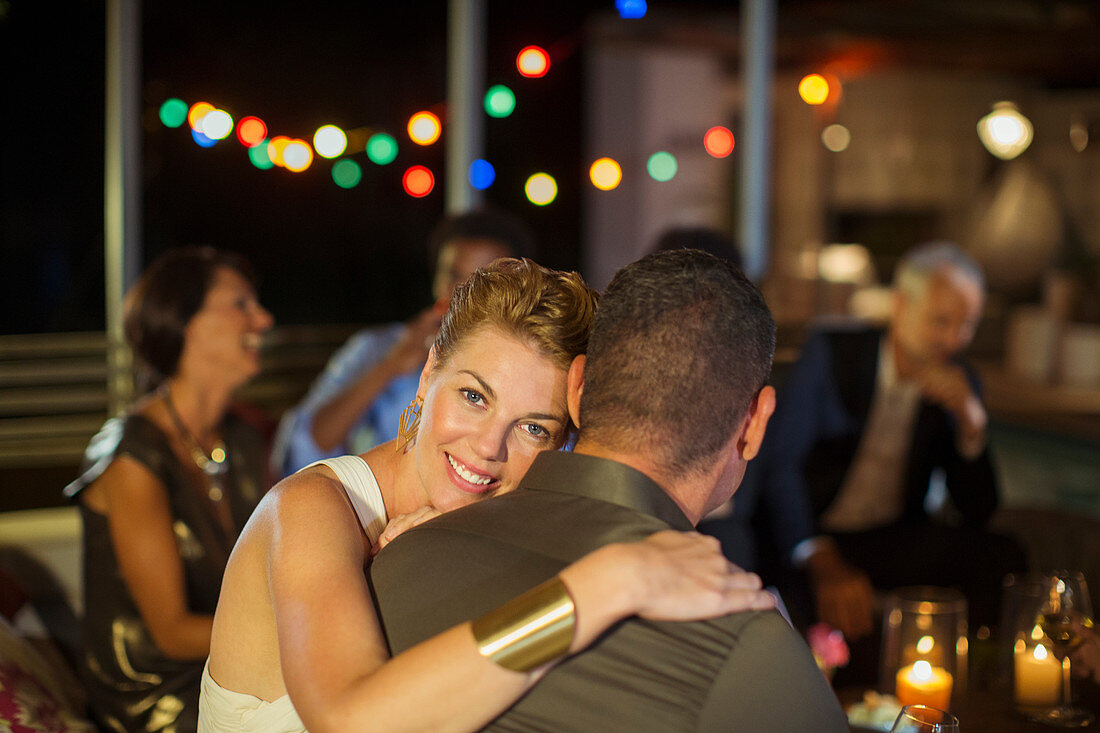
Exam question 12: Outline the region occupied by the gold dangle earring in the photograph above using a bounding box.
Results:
[397,396,423,453]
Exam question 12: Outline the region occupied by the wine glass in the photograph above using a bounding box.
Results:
[1033,570,1095,728]
[890,704,959,732]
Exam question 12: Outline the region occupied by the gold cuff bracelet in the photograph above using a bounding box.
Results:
[471,575,576,673]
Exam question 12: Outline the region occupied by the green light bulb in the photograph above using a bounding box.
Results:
[366,133,398,165]
[159,98,189,128]
[248,141,274,170]
[646,151,678,182]
[332,159,363,189]
[484,85,516,119]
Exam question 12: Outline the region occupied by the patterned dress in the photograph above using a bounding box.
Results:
[64,412,265,732]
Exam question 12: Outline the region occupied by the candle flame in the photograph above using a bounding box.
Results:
[1031,624,1044,641]
[911,660,933,682]
[1034,644,1049,661]
[916,635,934,654]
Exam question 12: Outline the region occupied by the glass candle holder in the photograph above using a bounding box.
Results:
[1006,570,1095,726]
[880,587,968,712]
[1001,571,1051,704]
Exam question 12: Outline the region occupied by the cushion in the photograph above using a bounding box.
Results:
[0,616,94,732]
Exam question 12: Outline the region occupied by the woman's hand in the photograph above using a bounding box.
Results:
[371,507,442,556]
[558,530,774,654]
[622,530,775,621]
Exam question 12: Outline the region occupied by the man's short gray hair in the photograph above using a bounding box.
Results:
[894,241,985,299]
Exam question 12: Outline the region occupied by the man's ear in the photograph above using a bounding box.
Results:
[566,355,586,428]
[739,385,776,461]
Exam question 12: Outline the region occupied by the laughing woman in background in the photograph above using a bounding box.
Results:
[65,247,274,732]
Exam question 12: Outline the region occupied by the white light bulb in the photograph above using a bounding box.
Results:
[977,101,1033,160]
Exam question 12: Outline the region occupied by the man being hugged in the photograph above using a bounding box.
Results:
[370,249,847,732]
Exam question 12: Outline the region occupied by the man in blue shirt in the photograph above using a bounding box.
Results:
[272,209,533,477]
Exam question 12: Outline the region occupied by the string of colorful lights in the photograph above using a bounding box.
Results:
[157,2,846,206]
[160,74,736,205]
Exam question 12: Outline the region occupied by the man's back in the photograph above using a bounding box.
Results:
[370,452,847,732]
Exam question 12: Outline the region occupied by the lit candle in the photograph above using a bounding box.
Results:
[896,660,953,711]
[1014,641,1061,709]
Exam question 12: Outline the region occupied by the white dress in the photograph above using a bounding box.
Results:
[198,456,387,733]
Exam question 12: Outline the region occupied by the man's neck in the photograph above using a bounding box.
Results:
[571,439,704,526]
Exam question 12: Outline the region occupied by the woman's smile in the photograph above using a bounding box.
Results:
[445,452,499,493]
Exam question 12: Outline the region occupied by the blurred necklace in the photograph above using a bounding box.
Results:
[162,386,229,502]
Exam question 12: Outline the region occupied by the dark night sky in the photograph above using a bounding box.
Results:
[6,1,1098,334]
[0,0,600,334]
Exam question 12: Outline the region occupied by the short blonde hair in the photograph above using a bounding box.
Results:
[433,258,598,375]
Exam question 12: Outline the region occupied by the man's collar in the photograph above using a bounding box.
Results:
[521,451,695,532]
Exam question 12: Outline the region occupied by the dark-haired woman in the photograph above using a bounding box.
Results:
[65,247,274,732]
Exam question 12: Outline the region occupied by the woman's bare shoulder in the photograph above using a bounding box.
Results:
[255,465,364,542]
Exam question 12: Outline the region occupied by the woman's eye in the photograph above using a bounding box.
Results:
[521,423,550,439]
[461,389,485,406]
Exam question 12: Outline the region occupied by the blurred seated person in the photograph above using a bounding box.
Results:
[651,225,742,269]
[64,247,274,731]
[272,208,533,477]
[753,242,1024,641]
